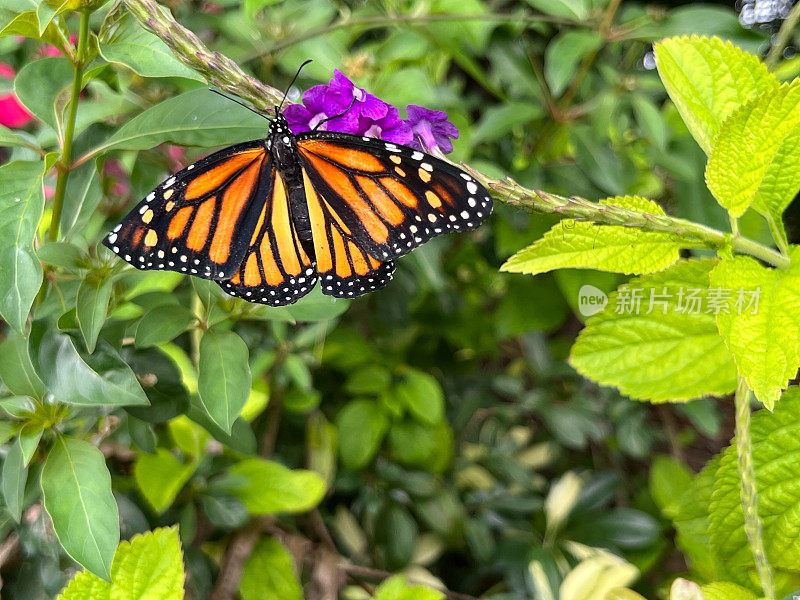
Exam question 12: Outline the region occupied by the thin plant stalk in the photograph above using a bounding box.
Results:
[49,9,90,242]
[766,1,800,69]
[734,378,774,599]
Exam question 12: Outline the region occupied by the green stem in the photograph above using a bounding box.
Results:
[734,378,774,599]
[766,1,800,69]
[48,9,90,243]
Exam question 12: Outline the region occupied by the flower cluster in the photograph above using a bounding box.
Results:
[284,70,459,154]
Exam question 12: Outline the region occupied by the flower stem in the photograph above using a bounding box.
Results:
[48,9,90,243]
[734,378,774,599]
[766,0,800,69]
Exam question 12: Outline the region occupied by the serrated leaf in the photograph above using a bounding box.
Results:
[42,436,119,581]
[133,448,196,514]
[502,197,686,276]
[56,527,184,600]
[95,88,265,154]
[240,538,302,600]
[709,250,800,409]
[706,82,800,239]
[570,259,738,402]
[654,36,778,154]
[98,11,203,81]
[709,388,800,572]
[197,328,251,432]
[0,161,45,334]
[229,458,326,515]
[76,273,113,354]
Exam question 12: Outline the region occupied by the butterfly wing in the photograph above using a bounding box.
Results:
[295,133,492,262]
[217,169,317,305]
[301,167,395,298]
[103,140,270,280]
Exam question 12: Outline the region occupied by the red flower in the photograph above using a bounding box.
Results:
[0,63,33,128]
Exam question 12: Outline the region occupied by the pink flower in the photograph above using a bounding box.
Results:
[0,63,33,128]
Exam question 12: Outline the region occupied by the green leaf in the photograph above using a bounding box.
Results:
[523,0,589,20]
[96,88,265,154]
[134,305,195,348]
[336,399,389,470]
[2,437,27,521]
[373,575,445,600]
[255,286,350,322]
[709,249,800,409]
[229,458,326,515]
[0,161,45,333]
[706,82,800,236]
[34,329,149,406]
[701,583,757,600]
[0,9,61,48]
[37,241,84,270]
[502,197,686,276]
[0,123,36,149]
[0,329,46,398]
[570,259,738,402]
[239,538,303,600]
[14,56,73,132]
[60,161,102,241]
[56,526,184,600]
[649,455,693,519]
[42,436,119,581]
[545,30,602,97]
[76,273,113,354]
[394,369,444,426]
[133,448,196,514]
[197,328,251,432]
[631,94,669,150]
[18,422,42,465]
[98,11,203,81]
[654,35,778,154]
[709,388,800,572]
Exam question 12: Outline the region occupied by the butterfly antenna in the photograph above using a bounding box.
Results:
[312,96,357,131]
[209,89,271,120]
[277,59,312,113]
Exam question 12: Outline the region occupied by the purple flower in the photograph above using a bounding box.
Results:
[284,82,359,134]
[406,105,459,154]
[357,105,413,145]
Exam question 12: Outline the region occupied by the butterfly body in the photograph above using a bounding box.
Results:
[104,114,492,306]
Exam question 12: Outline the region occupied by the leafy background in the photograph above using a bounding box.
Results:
[1,0,799,599]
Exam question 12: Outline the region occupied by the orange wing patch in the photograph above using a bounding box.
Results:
[184,149,263,200]
[300,139,385,172]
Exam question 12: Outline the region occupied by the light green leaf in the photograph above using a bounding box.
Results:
[96,87,265,154]
[523,0,589,20]
[0,9,61,46]
[13,56,73,132]
[706,82,800,238]
[229,458,326,515]
[197,328,251,432]
[18,422,41,465]
[631,94,669,150]
[394,369,444,426]
[701,582,757,600]
[76,273,113,354]
[654,35,778,154]
[0,161,45,334]
[98,11,203,81]
[648,454,693,519]
[133,448,196,514]
[373,575,445,600]
[709,249,800,409]
[502,197,686,276]
[42,436,119,581]
[0,329,46,398]
[336,399,389,470]
[570,259,738,402]
[34,329,149,406]
[545,30,602,97]
[2,437,27,521]
[56,527,184,600]
[0,124,36,149]
[709,388,800,572]
[240,538,303,600]
[134,305,195,348]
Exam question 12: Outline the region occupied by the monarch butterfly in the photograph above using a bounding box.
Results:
[103,93,492,306]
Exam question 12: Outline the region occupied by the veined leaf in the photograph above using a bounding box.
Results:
[240,538,303,600]
[13,56,73,132]
[502,196,686,276]
[96,87,265,154]
[654,36,778,154]
[0,161,45,334]
[197,328,251,432]
[709,388,800,572]
[56,526,184,600]
[229,458,326,515]
[42,436,119,581]
[706,82,800,240]
[60,161,102,241]
[701,583,757,600]
[709,249,800,409]
[133,448,196,514]
[570,259,738,402]
[76,273,113,354]
[0,329,46,398]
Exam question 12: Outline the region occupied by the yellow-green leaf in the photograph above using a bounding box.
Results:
[133,448,196,514]
[229,458,326,515]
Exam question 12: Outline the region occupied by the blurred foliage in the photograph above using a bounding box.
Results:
[2,0,800,599]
